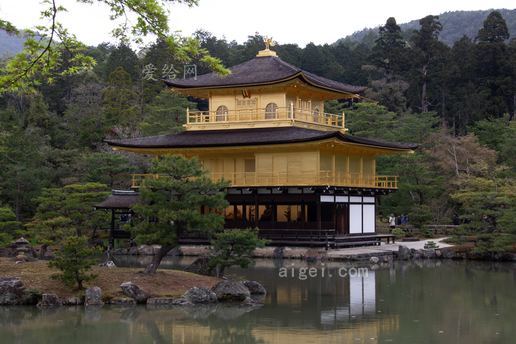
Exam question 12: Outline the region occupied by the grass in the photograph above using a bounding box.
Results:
[0,258,219,299]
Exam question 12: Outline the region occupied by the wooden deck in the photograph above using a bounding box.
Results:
[178,229,395,248]
[112,227,395,248]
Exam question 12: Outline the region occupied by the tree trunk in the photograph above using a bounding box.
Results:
[144,245,174,274]
[421,65,428,112]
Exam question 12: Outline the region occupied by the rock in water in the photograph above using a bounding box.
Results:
[183,287,217,304]
[398,245,411,260]
[85,286,103,306]
[211,280,250,302]
[37,293,62,308]
[242,280,266,295]
[0,277,26,305]
[120,281,150,303]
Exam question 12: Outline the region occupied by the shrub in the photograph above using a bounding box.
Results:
[49,236,100,289]
[209,229,267,277]
[391,228,405,239]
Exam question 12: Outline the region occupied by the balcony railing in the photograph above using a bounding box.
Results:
[186,107,346,129]
[131,172,397,189]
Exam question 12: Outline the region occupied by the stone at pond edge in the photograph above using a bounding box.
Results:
[397,246,411,260]
[109,297,136,306]
[242,280,266,295]
[147,297,191,307]
[211,280,250,302]
[120,281,150,303]
[369,256,380,264]
[0,277,26,305]
[85,286,103,306]
[183,287,217,304]
[62,296,82,306]
[37,293,62,308]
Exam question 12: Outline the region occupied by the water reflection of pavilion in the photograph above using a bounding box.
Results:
[319,271,377,326]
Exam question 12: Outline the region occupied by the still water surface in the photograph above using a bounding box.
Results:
[0,257,514,344]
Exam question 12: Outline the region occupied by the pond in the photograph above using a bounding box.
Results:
[0,257,514,344]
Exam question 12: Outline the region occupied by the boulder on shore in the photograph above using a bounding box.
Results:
[242,280,266,295]
[397,245,411,260]
[37,293,61,308]
[120,281,150,303]
[211,280,250,302]
[183,286,217,304]
[85,286,103,306]
[0,277,26,305]
[184,256,214,276]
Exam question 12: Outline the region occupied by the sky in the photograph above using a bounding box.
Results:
[0,0,515,47]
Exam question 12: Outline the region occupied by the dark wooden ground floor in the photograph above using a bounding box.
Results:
[97,186,396,248]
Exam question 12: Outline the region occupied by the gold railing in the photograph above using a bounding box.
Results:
[131,172,397,189]
[186,107,345,129]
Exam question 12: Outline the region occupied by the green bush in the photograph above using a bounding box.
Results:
[391,228,406,239]
[49,236,100,289]
[209,229,267,277]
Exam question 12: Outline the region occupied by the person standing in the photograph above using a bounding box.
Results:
[388,214,396,232]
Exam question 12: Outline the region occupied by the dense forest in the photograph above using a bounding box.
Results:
[0,10,514,252]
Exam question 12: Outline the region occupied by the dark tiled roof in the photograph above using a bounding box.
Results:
[164,56,366,94]
[95,191,139,209]
[106,127,418,150]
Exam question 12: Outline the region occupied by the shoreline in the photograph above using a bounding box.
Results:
[112,237,516,262]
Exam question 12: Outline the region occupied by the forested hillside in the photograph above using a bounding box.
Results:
[339,8,516,46]
[0,10,514,253]
[0,29,25,57]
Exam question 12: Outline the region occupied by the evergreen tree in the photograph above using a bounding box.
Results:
[29,183,110,238]
[104,44,141,82]
[49,235,100,290]
[139,91,196,136]
[102,67,139,133]
[130,156,228,274]
[474,11,514,119]
[371,17,407,77]
[209,229,267,277]
[0,206,23,246]
[409,15,448,113]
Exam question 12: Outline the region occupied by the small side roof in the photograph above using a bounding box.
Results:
[164,56,366,96]
[95,190,139,209]
[105,127,417,151]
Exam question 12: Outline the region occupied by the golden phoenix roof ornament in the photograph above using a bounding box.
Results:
[257,36,277,57]
[264,36,275,50]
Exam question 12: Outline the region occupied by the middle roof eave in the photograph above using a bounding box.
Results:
[105,127,417,151]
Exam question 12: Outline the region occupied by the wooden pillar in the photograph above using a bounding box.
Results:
[316,196,321,230]
[109,209,115,249]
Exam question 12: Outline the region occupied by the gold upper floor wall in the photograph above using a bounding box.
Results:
[177,80,351,132]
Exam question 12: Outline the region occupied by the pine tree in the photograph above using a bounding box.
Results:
[49,235,100,289]
[474,11,514,119]
[209,229,266,277]
[130,156,228,274]
[371,17,407,77]
[410,15,448,113]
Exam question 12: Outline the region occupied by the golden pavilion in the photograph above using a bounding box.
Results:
[98,41,416,247]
